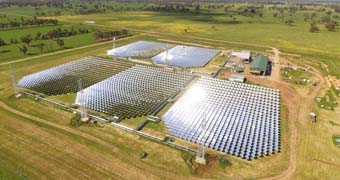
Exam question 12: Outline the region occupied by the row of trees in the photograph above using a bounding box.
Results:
[0,16,58,30]
[0,37,19,46]
[0,0,64,8]
[94,29,129,40]
[18,38,64,55]
[42,27,90,40]
[17,27,89,48]
[310,21,338,32]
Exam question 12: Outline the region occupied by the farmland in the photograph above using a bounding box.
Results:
[0,1,339,180]
[2,3,340,76]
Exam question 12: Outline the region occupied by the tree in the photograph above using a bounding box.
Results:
[194,4,200,14]
[35,31,42,41]
[36,43,45,53]
[310,13,317,20]
[19,45,28,55]
[310,23,320,33]
[326,10,333,16]
[20,35,32,46]
[303,13,310,22]
[95,30,104,39]
[325,21,336,31]
[285,18,294,26]
[55,39,64,48]
[0,38,6,46]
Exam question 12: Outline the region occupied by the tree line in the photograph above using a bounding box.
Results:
[94,29,129,40]
[0,16,58,30]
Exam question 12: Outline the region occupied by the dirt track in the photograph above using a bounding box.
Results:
[0,101,208,180]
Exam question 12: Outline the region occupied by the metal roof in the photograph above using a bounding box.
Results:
[231,50,251,59]
[250,54,269,72]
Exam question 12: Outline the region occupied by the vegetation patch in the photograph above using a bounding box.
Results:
[181,151,201,174]
[217,156,232,170]
[332,135,340,148]
[329,120,340,127]
[69,113,81,127]
[0,163,26,180]
[316,90,338,110]
[281,67,312,85]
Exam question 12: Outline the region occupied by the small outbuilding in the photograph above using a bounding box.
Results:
[230,74,246,83]
[250,54,269,75]
[231,50,252,63]
[233,66,245,73]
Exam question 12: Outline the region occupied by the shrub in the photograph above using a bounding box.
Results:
[69,113,81,127]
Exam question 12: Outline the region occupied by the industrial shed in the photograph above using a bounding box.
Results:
[250,54,270,75]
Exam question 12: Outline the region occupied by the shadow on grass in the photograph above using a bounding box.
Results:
[0,50,10,53]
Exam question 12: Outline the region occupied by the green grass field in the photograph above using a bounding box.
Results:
[0,19,96,62]
[2,3,340,76]
[46,8,340,76]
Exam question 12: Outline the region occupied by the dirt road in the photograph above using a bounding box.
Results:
[0,101,207,180]
[254,60,326,180]
[270,48,282,82]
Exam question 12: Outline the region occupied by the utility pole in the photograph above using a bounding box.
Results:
[112,37,116,61]
[196,107,207,165]
[165,43,169,66]
[9,64,19,96]
[78,79,89,122]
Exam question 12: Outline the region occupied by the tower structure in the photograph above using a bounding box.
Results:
[196,108,207,164]
[78,79,89,121]
[112,37,116,61]
[9,64,19,95]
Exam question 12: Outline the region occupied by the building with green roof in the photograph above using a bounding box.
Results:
[250,54,270,75]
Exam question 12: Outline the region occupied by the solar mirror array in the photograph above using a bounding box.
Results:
[107,41,172,58]
[152,45,220,68]
[163,77,280,160]
[17,57,133,95]
[76,65,195,120]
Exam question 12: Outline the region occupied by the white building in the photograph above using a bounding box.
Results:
[231,50,252,63]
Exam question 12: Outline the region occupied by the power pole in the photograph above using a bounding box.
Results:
[9,64,19,96]
[112,37,116,61]
[196,108,207,165]
[77,79,89,122]
[165,43,169,66]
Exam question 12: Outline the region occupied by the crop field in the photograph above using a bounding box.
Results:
[37,6,340,76]
[2,4,340,76]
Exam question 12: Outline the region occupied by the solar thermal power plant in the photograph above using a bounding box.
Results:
[107,41,172,58]
[152,45,220,68]
[76,65,195,120]
[17,57,133,95]
[163,77,280,160]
